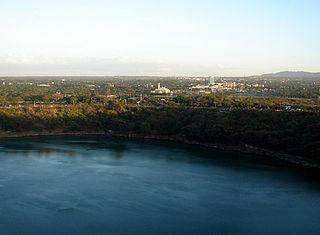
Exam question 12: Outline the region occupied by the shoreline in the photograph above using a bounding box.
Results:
[0,130,319,170]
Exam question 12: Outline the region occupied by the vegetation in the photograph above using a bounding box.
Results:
[0,77,319,163]
[0,105,319,162]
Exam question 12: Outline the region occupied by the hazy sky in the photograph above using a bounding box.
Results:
[1,0,319,76]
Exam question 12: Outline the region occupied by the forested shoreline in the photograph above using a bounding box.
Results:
[0,104,319,164]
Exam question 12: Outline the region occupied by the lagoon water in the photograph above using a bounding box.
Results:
[0,136,319,235]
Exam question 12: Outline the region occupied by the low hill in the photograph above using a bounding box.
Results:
[261,71,320,78]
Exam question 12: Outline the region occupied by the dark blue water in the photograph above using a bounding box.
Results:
[0,136,319,235]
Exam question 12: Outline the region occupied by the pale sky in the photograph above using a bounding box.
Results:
[0,0,319,76]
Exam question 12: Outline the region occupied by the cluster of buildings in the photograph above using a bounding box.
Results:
[150,78,245,96]
[190,78,237,93]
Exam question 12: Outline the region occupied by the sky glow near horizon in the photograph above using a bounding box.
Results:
[0,0,319,76]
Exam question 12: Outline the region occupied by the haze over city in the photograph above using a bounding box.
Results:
[1,0,320,76]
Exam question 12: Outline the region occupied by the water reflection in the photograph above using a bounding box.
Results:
[0,137,130,159]
[0,136,319,235]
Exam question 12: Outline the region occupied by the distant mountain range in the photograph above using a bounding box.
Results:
[261,71,320,78]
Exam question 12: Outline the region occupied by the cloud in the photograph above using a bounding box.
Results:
[0,56,231,76]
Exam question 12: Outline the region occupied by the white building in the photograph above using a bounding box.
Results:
[223,81,236,88]
[151,83,172,94]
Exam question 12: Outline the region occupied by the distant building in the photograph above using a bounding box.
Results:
[191,85,210,89]
[223,81,236,88]
[252,83,264,88]
[96,94,117,98]
[208,77,215,84]
[151,83,172,94]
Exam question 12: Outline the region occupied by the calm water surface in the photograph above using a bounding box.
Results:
[0,136,319,235]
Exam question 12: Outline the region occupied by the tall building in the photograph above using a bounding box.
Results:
[208,77,215,84]
[152,83,172,94]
